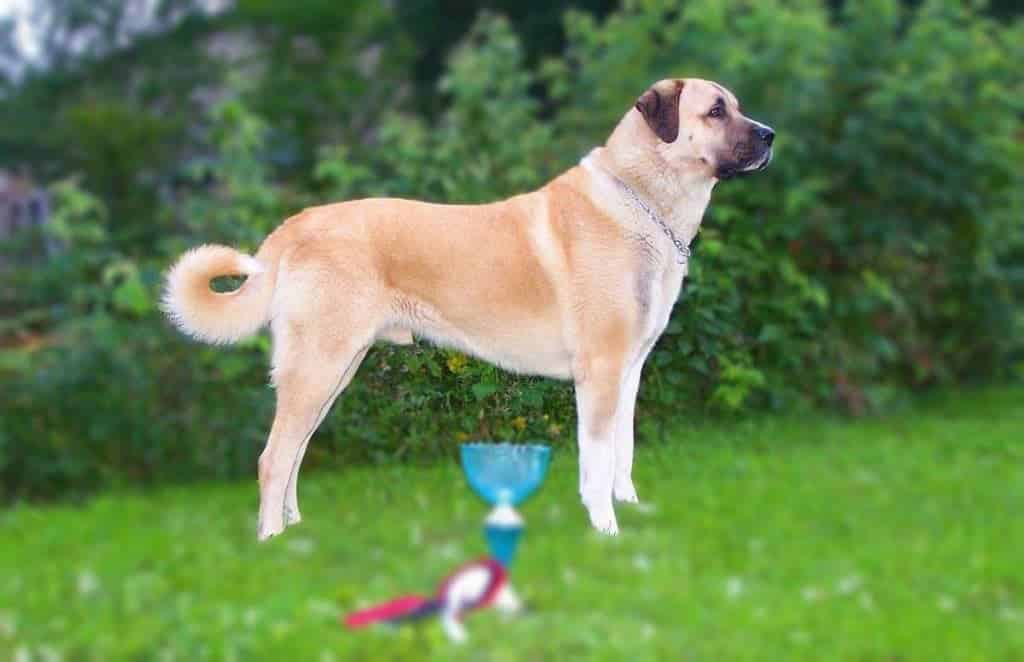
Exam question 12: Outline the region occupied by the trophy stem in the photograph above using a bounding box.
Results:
[484,502,524,567]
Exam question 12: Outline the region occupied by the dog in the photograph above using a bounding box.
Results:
[163,78,774,540]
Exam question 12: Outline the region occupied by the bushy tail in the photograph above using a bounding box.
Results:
[162,244,274,345]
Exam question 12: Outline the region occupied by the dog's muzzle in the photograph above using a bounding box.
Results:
[717,123,775,180]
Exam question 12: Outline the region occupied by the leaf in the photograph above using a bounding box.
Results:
[758,324,784,343]
[112,273,152,316]
[471,382,499,401]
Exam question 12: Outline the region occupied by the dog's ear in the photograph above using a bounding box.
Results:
[635,79,685,143]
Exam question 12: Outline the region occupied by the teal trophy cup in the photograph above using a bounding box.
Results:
[460,443,551,567]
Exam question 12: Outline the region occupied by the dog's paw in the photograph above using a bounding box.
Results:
[257,515,285,542]
[284,505,302,527]
[586,504,619,536]
[613,481,640,504]
[257,528,282,542]
[591,514,620,536]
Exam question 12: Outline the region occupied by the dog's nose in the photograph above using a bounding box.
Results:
[755,126,775,147]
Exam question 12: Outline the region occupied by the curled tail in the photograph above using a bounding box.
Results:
[162,244,274,345]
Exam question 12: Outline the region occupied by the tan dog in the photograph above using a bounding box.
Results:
[163,78,774,539]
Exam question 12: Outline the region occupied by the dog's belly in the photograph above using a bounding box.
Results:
[452,333,574,380]
[400,301,574,380]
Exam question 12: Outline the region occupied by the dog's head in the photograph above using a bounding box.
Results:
[634,78,773,180]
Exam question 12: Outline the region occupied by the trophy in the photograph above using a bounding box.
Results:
[345,441,551,643]
[460,442,551,567]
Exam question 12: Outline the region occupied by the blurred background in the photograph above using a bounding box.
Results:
[1,0,1021,500]
[0,1,1022,658]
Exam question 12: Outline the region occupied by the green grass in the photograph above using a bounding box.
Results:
[2,386,1023,661]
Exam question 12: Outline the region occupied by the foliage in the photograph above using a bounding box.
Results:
[1,2,1022,499]
[546,0,1024,411]
[371,13,558,202]
[234,0,417,186]
[1,179,113,334]
[2,386,1023,659]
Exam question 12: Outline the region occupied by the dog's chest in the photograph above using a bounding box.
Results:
[635,258,686,347]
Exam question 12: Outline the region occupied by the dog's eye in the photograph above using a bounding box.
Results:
[708,105,724,119]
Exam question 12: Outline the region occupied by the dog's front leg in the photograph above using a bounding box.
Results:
[574,354,628,536]
[613,345,653,503]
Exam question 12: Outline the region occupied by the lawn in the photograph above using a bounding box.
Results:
[2,386,1022,661]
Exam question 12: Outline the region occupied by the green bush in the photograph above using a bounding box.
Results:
[547,0,1024,411]
[2,2,1021,500]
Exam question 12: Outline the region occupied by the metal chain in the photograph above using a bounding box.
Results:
[611,176,691,265]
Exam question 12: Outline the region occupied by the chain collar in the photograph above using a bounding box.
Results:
[583,157,691,265]
[581,154,693,265]
[609,175,691,265]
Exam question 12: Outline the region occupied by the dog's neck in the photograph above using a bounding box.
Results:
[586,126,716,247]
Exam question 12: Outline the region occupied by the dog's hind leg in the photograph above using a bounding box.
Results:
[257,322,374,541]
[283,344,370,528]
